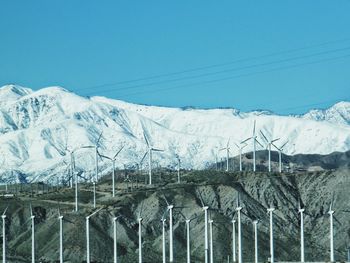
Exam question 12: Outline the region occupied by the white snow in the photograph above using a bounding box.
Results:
[0,84,349,183]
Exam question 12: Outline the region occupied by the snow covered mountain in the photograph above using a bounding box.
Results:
[301,101,350,125]
[0,84,349,183]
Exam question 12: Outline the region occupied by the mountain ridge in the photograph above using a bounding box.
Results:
[0,84,349,183]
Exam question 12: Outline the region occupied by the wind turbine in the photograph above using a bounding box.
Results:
[143,132,164,185]
[30,205,35,263]
[2,206,8,263]
[196,188,212,263]
[329,197,336,263]
[137,201,145,263]
[234,142,247,172]
[161,216,166,263]
[209,218,214,263]
[231,218,236,263]
[298,201,305,263]
[98,145,124,197]
[241,120,263,172]
[236,197,243,263]
[58,210,63,263]
[220,139,231,172]
[260,131,280,172]
[163,195,186,263]
[267,206,275,263]
[93,132,103,182]
[138,217,143,263]
[197,190,210,263]
[272,141,288,173]
[112,216,122,263]
[252,220,259,263]
[178,213,199,263]
[68,145,97,212]
[168,204,174,262]
[86,208,102,263]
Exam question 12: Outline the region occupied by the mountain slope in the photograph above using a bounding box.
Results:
[0,84,349,183]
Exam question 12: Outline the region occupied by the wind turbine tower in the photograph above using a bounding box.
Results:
[2,207,8,263]
[329,203,335,262]
[234,143,247,172]
[253,220,259,263]
[209,219,214,263]
[143,132,164,185]
[58,212,64,263]
[86,208,102,263]
[231,219,236,263]
[236,203,243,263]
[260,131,280,172]
[267,207,275,263]
[30,206,35,263]
[138,217,143,263]
[272,141,288,173]
[241,121,263,172]
[299,204,305,263]
[161,218,166,263]
[220,139,231,172]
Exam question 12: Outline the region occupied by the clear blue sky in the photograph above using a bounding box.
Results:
[1,1,349,114]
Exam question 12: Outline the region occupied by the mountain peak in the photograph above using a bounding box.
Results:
[0,84,32,102]
[302,100,350,125]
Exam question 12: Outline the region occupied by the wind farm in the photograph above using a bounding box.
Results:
[1,1,350,262]
[0,163,349,262]
[0,85,349,262]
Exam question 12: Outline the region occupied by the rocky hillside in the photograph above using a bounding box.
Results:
[0,168,349,262]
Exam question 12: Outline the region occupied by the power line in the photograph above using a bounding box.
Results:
[115,52,350,99]
[84,45,350,96]
[76,38,350,93]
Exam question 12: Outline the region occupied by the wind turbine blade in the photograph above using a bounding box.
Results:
[272,138,280,143]
[260,131,269,143]
[227,138,230,148]
[219,148,226,151]
[190,213,200,221]
[114,145,125,159]
[99,154,112,161]
[139,201,145,218]
[162,194,170,206]
[88,207,103,218]
[234,142,240,149]
[63,218,75,224]
[96,131,103,146]
[280,140,289,149]
[334,215,342,226]
[241,143,248,149]
[241,137,252,144]
[271,143,280,151]
[161,208,169,220]
[253,120,256,135]
[178,211,187,221]
[255,139,264,148]
[2,206,8,216]
[140,151,148,164]
[151,148,164,152]
[196,189,205,207]
[143,132,150,147]
[30,204,33,216]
